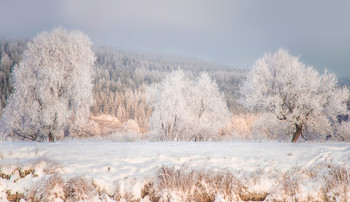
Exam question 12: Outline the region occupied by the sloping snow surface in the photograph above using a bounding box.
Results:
[0,141,349,201]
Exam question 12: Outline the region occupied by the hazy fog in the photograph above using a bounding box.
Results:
[1,0,349,77]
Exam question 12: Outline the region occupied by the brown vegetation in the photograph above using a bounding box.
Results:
[2,162,349,201]
[64,177,97,201]
[142,166,243,201]
[6,190,24,202]
[30,175,97,202]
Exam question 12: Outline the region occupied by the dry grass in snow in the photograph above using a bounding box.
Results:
[153,166,243,201]
[1,164,350,201]
[0,141,349,201]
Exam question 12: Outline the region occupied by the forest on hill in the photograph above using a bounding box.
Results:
[0,39,247,130]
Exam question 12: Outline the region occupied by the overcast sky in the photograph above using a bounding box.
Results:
[1,0,349,77]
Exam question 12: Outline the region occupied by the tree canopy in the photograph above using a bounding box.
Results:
[147,70,230,141]
[0,28,95,142]
[239,49,349,142]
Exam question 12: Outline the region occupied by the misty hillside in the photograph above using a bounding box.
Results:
[0,39,27,109]
[0,39,247,126]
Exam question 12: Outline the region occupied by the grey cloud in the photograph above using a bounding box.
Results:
[0,0,349,77]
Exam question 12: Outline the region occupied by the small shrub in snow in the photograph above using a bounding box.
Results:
[266,169,307,201]
[323,164,350,201]
[6,191,25,202]
[64,177,97,201]
[335,121,350,141]
[141,182,160,202]
[31,174,65,202]
[70,120,101,138]
[158,166,197,193]
[280,169,302,197]
[107,132,143,142]
[113,177,145,202]
[120,119,140,133]
[266,163,350,201]
[153,166,242,201]
[30,175,99,202]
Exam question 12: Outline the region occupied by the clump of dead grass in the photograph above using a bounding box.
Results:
[64,177,97,201]
[322,164,350,201]
[268,167,319,201]
[267,163,350,201]
[30,174,66,202]
[6,190,25,202]
[141,182,160,202]
[7,162,350,201]
[30,174,98,202]
[112,177,146,202]
[280,169,302,197]
[143,166,243,201]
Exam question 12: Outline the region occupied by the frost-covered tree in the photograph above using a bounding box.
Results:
[1,41,247,127]
[147,70,230,141]
[0,28,95,142]
[239,49,349,142]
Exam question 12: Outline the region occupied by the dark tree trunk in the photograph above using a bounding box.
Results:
[48,131,55,142]
[64,127,70,138]
[291,125,302,143]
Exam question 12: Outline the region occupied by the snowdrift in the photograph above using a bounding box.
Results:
[0,141,349,201]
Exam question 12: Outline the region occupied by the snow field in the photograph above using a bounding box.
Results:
[0,141,349,201]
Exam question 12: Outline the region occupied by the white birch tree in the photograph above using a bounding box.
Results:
[239,49,349,142]
[147,70,230,141]
[0,28,95,142]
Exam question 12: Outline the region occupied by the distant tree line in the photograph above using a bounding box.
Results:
[0,39,27,110]
[1,35,349,142]
[92,46,247,128]
[0,39,247,128]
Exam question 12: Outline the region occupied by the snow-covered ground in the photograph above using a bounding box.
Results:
[1,141,350,201]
